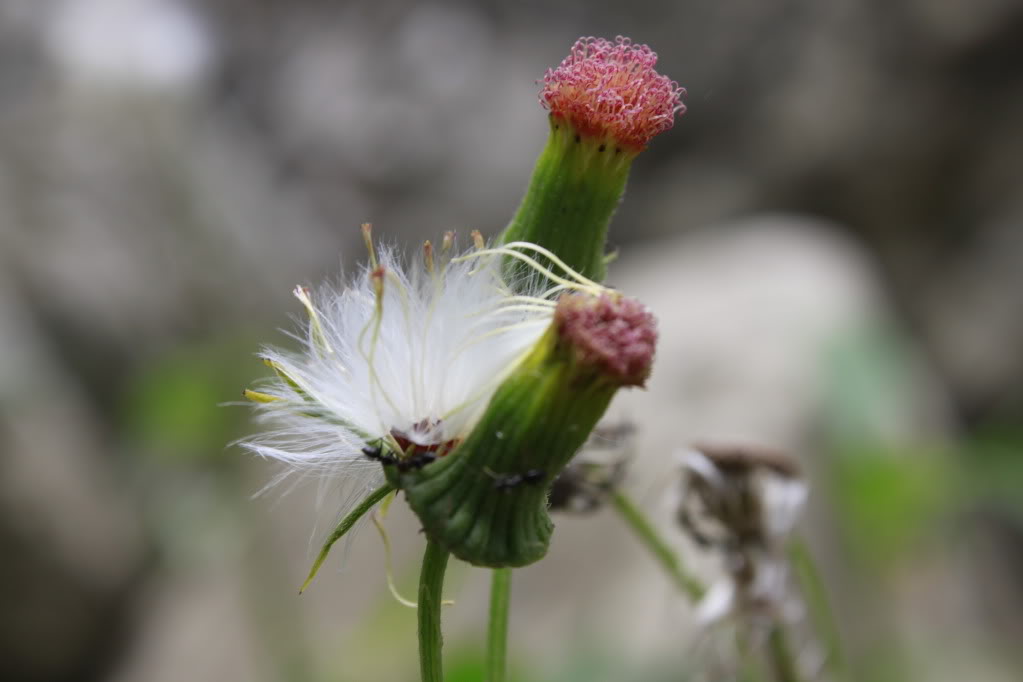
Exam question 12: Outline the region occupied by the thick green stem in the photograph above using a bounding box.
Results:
[418,540,450,682]
[610,490,704,601]
[500,117,634,284]
[487,568,512,682]
[767,624,801,682]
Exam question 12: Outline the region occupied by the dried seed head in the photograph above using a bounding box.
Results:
[678,444,806,552]
[549,421,636,513]
[678,444,810,628]
[691,442,801,479]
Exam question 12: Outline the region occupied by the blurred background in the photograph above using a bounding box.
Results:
[1,0,1021,680]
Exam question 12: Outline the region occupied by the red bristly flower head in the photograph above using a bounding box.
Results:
[555,292,658,387]
[540,36,686,152]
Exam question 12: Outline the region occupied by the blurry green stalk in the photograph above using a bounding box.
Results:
[767,625,800,682]
[789,539,845,677]
[611,490,704,600]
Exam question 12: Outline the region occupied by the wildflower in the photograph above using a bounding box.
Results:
[244,228,658,569]
[676,443,808,626]
[500,36,685,283]
[541,36,685,153]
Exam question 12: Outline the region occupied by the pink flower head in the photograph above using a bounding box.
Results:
[555,293,657,387]
[540,36,686,151]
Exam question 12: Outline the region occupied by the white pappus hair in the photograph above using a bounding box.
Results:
[241,234,599,497]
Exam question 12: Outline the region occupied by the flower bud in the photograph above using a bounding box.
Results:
[678,443,805,552]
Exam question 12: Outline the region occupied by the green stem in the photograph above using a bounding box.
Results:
[766,624,800,682]
[300,482,395,593]
[788,538,845,676]
[500,118,634,284]
[610,490,704,601]
[487,568,512,682]
[418,539,450,682]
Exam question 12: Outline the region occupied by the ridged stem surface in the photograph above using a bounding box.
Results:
[486,568,511,682]
[417,540,450,682]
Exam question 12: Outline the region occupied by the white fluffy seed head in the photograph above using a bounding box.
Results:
[242,241,564,492]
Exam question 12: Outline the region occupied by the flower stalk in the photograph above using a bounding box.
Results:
[486,568,512,682]
[767,624,801,682]
[789,538,846,676]
[611,490,704,600]
[418,540,450,682]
